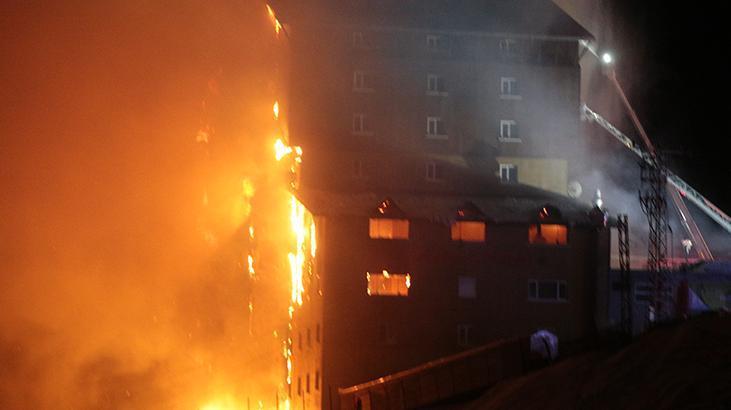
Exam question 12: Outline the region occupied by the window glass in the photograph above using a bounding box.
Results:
[367,271,411,296]
[369,218,409,239]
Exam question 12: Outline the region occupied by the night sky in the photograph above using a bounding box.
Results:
[610,1,731,213]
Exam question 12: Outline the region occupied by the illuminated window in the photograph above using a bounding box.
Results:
[369,218,409,239]
[529,280,567,301]
[427,74,446,95]
[500,77,520,98]
[457,324,472,346]
[529,224,568,245]
[366,270,411,296]
[499,163,518,183]
[426,116,446,138]
[458,276,477,299]
[451,221,485,242]
[499,119,519,141]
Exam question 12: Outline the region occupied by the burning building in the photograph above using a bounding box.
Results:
[270,2,609,407]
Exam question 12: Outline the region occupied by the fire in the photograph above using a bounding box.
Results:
[200,396,242,410]
[248,254,256,278]
[273,101,280,119]
[266,4,283,35]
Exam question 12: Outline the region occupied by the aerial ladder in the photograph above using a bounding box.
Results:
[581,103,731,249]
[579,41,731,261]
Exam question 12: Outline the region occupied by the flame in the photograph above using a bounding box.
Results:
[273,101,280,120]
[406,273,412,289]
[288,196,306,306]
[200,396,242,410]
[248,254,256,278]
[274,138,293,161]
[266,4,283,35]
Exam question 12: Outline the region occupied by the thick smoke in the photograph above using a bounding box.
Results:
[1,1,292,408]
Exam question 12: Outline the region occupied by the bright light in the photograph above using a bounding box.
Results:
[601,52,613,65]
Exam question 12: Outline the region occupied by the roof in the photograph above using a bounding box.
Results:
[297,186,601,225]
[276,0,593,40]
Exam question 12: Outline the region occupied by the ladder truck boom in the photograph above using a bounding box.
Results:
[581,104,731,236]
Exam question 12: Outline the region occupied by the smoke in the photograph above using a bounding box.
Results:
[1,1,292,408]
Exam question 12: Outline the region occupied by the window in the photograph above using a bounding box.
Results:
[529,280,568,301]
[458,276,477,299]
[426,116,446,138]
[366,270,411,296]
[499,163,518,184]
[315,370,320,391]
[353,70,372,92]
[307,328,311,347]
[352,31,364,48]
[499,38,516,54]
[297,376,302,396]
[529,224,568,245]
[378,322,397,344]
[499,119,519,141]
[425,161,442,181]
[500,77,520,98]
[451,221,485,242]
[634,283,653,303]
[426,34,443,50]
[352,159,364,178]
[369,218,409,239]
[306,373,310,394]
[352,113,372,135]
[427,74,446,95]
[457,324,472,347]
[316,323,321,343]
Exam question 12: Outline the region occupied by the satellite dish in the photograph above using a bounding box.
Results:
[567,181,582,198]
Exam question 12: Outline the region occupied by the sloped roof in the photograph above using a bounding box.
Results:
[297,187,599,225]
[277,0,593,40]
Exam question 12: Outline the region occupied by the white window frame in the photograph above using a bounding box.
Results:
[499,119,520,142]
[352,70,372,92]
[499,163,517,184]
[352,159,365,178]
[426,34,442,51]
[500,77,521,99]
[426,116,447,139]
[352,113,373,136]
[426,74,447,96]
[528,280,568,302]
[425,161,441,182]
[457,324,472,347]
[499,38,516,54]
[352,31,364,48]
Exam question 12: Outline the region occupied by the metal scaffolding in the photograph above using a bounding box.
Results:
[639,157,669,321]
[617,214,631,335]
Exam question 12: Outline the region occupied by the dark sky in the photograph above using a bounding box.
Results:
[611,1,731,213]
